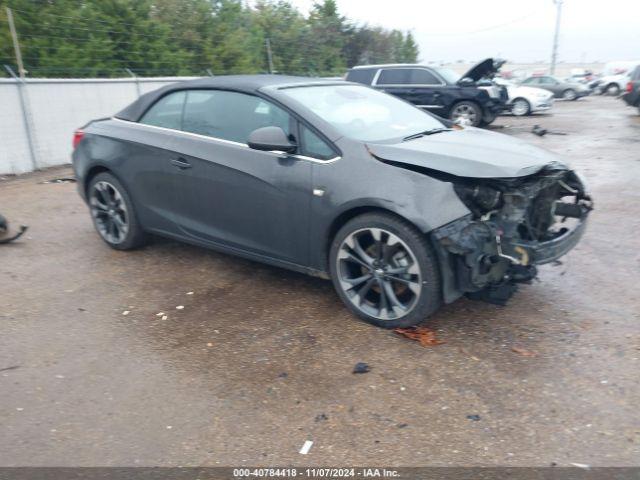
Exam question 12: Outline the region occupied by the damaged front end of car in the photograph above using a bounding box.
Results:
[431,164,593,304]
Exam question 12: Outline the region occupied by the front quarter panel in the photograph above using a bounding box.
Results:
[308,139,470,271]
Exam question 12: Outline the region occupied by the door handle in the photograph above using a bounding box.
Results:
[171,158,192,170]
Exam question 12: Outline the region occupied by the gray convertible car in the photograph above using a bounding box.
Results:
[72,75,592,328]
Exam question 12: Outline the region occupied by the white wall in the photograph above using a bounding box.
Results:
[0,77,196,175]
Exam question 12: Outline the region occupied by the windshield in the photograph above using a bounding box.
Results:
[433,67,460,84]
[279,84,444,142]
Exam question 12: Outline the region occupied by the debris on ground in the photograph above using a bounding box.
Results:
[532,125,568,137]
[393,326,445,347]
[532,125,548,136]
[352,362,371,374]
[0,213,28,244]
[466,414,481,421]
[176,305,184,310]
[277,372,288,378]
[315,413,328,422]
[299,440,313,455]
[397,423,408,428]
[569,463,591,470]
[511,346,537,357]
[39,177,77,184]
[0,365,20,372]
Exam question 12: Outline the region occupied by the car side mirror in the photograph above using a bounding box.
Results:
[248,126,296,153]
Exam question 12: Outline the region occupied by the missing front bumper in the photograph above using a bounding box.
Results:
[431,214,589,304]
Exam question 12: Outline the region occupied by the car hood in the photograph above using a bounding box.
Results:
[460,58,506,82]
[367,128,565,178]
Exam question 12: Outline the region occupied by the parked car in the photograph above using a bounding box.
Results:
[345,59,507,127]
[520,76,590,100]
[597,73,630,96]
[492,78,554,116]
[597,60,640,94]
[622,65,640,114]
[72,75,592,328]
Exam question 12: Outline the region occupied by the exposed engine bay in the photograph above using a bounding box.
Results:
[430,164,593,304]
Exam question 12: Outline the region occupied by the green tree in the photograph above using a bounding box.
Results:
[400,31,419,63]
[0,0,419,78]
[307,0,346,76]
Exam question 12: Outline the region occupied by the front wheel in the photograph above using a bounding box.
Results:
[511,98,531,116]
[450,101,482,127]
[562,89,577,101]
[88,172,147,250]
[329,213,441,328]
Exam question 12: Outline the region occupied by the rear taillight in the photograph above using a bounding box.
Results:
[626,81,633,94]
[72,129,84,149]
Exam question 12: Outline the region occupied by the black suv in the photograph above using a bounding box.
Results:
[622,65,640,115]
[345,59,507,127]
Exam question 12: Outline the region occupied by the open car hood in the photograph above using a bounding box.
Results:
[460,58,506,83]
[366,128,565,179]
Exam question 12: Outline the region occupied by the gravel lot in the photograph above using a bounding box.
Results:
[1,95,639,467]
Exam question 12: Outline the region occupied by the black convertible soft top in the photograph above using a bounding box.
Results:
[115,75,329,122]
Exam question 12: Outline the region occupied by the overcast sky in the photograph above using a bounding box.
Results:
[287,0,640,64]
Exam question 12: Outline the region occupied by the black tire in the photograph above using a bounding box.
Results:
[87,172,146,250]
[605,83,620,96]
[449,101,482,127]
[329,212,441,329]
[511,98,531,116]
[480,111,498,126]
[562,89,577,101]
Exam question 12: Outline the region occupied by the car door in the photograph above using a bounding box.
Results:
[539,77,562,96]
[166,89,312,266]
[374,68,445,113]
[125,90,189,235]
[373,68,413,102]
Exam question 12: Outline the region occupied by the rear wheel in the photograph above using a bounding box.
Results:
[450,101,482,127]
[512,98,531,116]
[88,172,146,250]
[562,89,577,101]
[329,213,441,328]
[606,83,620,96]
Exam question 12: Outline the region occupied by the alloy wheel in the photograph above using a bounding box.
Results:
[90,181,129,244]
[563,89,577,100]
[512,99,530,116]
[451,104,478,125]
[336,228,422,321]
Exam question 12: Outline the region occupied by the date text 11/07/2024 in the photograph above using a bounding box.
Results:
[233,468,400,477]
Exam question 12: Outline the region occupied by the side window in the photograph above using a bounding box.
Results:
[541,77,556,85]
[182,90,291,144]
[300,125,336,160]
[377,69,411,85]
[409,69,440,85]
[346,69,377,85]
[522,77,537,85]
[139,91,186,129]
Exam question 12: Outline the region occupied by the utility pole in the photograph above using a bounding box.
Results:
[550,0,563,75]
[6,7,26,79]
[265,38,274,74]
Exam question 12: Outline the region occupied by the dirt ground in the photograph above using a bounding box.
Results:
[1,95,639,467]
